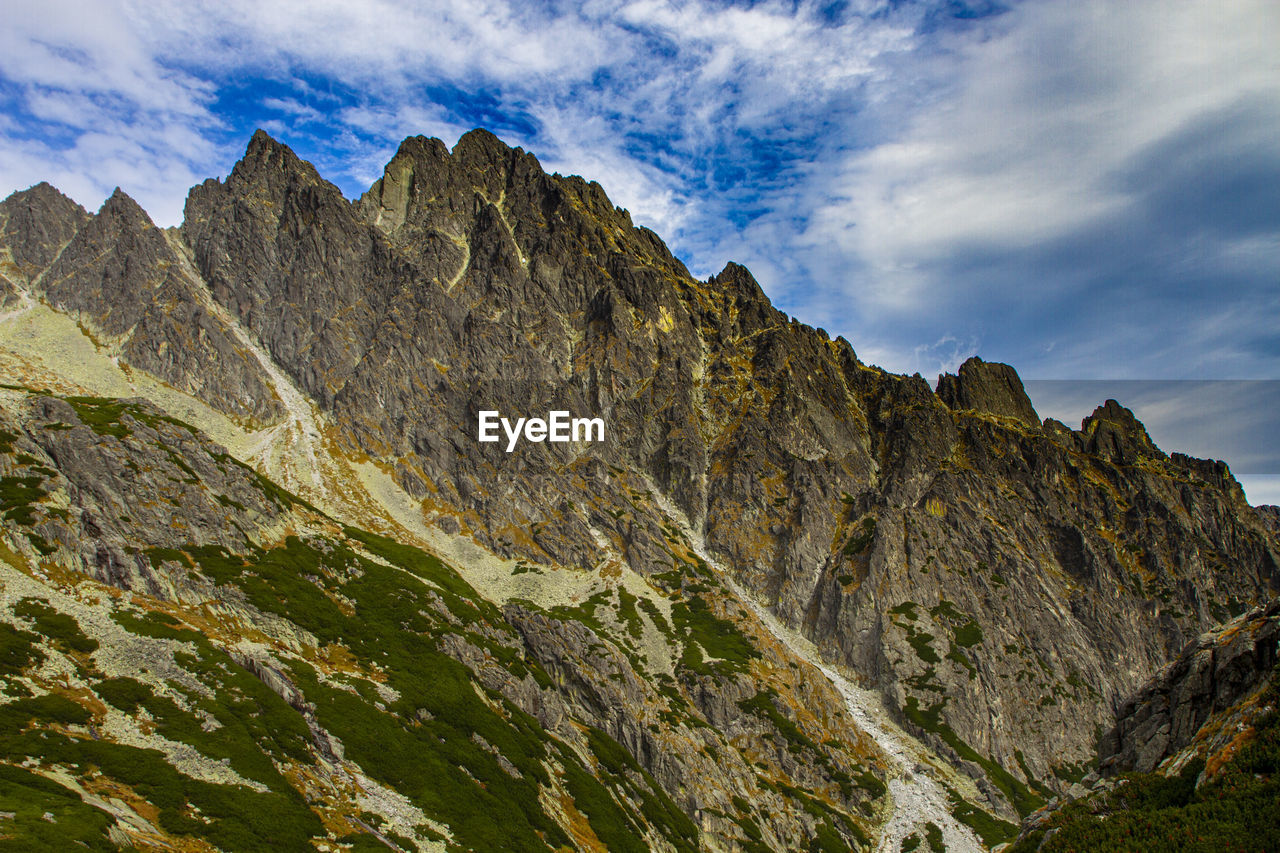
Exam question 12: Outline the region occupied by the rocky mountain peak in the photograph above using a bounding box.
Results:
[41,185,170,338]
[0,180,89,283]
[936,355,1040,427]
[360,134,452,232]
[701,261,784,338]
[453,125,523,165]
[242,127,316,176]
[99,186,153,227]
[194,128,332,216]
[1082,397,1162,462]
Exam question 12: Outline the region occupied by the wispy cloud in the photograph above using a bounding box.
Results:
[791,0,1280,378]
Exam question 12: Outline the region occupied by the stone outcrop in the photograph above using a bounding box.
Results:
[1098,597,1280,775]
[0,182,88,285]
[936,356,1040,427]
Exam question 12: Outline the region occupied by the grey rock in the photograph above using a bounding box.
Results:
[36,189,284,425]
[936,356,1040,427]
[0,182,88,285]
[1099,597,1280,775]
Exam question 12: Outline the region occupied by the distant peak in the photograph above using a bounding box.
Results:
[936,357,1040,427]
[452,128,525,171]
[100,187,148,220]
[248,127,281,149]
[228,128,323,188]
[453,127,508,155]
[1086,399,1144,432]
[1,181,85,215]
[715,261,753,280]
[391,134,450,163]
[709,261,764,293]
[1082,398,1162,461]
[243,128,305,164]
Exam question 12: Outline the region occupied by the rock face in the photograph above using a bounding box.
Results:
[1012,597,1280,852]
[1099,597,1280,775]
[0,385,886,851]
[35,189,284,425]
[2,127,1279,845]
[0,182,88,286]
[0,392,285,594]
[936,356,1040,427]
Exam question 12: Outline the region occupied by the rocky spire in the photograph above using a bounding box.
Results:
[0,181,89,284]
[936,356,1040,427]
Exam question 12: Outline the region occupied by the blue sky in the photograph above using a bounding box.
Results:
[2,0,1277,501]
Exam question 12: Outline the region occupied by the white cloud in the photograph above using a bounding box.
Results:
[162,0,620,88]
[810,0,1280,316]
[0,0,916,230]
[0,0,225,222]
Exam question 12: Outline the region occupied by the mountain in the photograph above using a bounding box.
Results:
[0,128,1276,851]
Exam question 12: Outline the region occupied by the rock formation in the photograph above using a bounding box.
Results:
[1099,597,1280,775]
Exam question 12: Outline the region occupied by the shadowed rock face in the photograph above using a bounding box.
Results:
[1,185,285,425]
[1099,597,1280,776]
[0,182,88,285]
[937,356,1040,427]
[4,128,1279,819]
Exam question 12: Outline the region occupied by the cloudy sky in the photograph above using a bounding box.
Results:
[2,0,1277,500]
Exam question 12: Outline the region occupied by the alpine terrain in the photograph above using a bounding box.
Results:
[0,128,1276,851]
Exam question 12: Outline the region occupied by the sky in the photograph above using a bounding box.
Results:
[1,0,1277,501]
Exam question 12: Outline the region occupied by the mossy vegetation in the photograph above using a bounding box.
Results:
[0,623,45,677]
[924,821,944,850]
[64,396,131,439]
[672,594,758,677]
[0,764,117,852]
[904,697,1043,819]
[63,395,201,441]
[952,619,983,648]
[0,475,46,527]
[0,687,324,850]
[946,643,977,679]
[946,785,1019,847]
[616,586,644,641]
[584,727,700,852]
[842,516,876,557]
[739,690,823,758]
[98,528,660,850]
[774,779,869,851]
[907,630,941,664]
[11,598,97,655]
[889,601,919,620]
[170,531,578,851]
